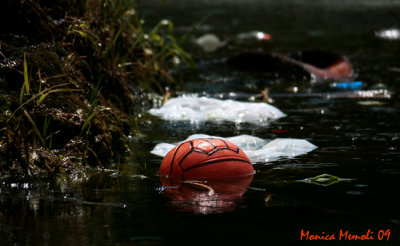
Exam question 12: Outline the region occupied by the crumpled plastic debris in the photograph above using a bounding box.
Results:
[148,96,286,124]
[150,134,317,164]
[375,28,400,40]
[195,33,223,52]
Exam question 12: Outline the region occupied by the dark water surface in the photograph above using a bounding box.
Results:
[2,0,400,245]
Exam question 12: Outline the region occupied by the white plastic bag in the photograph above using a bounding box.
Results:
[151,134,317,164]
[149,96,286,124]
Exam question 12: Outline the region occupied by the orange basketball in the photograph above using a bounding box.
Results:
[159,138,254,179]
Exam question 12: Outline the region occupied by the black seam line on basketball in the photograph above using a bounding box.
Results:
[170,142,185,175]
[178,149,194,171]
[178,148,241,171]
[221,138,240,152]
[192,147,240,156]
[201,138,217,149]
[220,138,230,148]
[190,141,194,149]
[182,158,252,172]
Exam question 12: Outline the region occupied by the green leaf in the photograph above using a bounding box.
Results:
[113,28,122,46]
[180,16,209,44]
[36,88,78,104]
[9,83,79,123]
[81,112,96,134]
[23,53,29,93]
[23,109,46,147]
[299,173,354,186]
[20,53,30,104]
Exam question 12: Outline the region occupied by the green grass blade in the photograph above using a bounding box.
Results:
[8,83,79,123]
[23,109,46,147]
[180,16,209,44]
[20,53,30,104]
[80,112,96,135]
[36,88,79,104]
[23,53,30,93]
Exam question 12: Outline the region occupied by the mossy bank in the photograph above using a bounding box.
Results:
[0,0,189,180]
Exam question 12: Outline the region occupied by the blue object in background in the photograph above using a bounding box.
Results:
[331,81,363,90]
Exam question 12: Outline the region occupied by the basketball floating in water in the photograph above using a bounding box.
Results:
[159,138,254,179]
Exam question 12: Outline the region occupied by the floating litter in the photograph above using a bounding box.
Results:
[331,81,363,90]
[149,96,286,125]
[195,33,222,52]
[151,134,317,164]
[159,137,254,179]
[375,28,400,40]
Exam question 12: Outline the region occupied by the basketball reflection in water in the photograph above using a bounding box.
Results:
[160,175,254,214]
[158,138,255,214]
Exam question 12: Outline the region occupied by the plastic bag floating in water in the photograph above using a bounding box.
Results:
[149,96,286,124]
[375,28,400,40]
[151,134,317,164]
